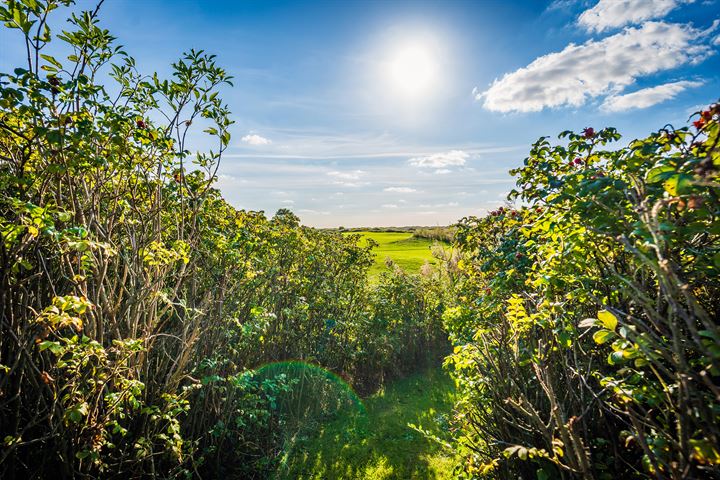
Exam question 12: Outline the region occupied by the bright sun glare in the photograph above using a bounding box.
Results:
[386,42,438,97]
[380,35,442,102]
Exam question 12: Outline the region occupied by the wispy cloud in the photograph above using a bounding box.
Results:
[602,80,703,111]
[298,208,330,215]
[578,0,693,32]
[384,187,417,193]
[327,170,366,180]
[327,169,369,187]
[476,21,715,113]
[241,133,272,145]
[408,150,469,168]
[420,202,459,208]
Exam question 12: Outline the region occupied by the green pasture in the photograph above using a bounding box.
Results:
[345,231,447,277]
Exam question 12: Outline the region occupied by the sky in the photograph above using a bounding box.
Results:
[1,0,719,227]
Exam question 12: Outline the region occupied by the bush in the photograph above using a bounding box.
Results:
[0,2,447,478]
[445,110,720,478]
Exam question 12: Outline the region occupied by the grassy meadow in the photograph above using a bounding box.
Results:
[344,231,448,277]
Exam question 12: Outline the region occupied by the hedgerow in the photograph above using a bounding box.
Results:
[445,107,720,478]
[0,2,446,478]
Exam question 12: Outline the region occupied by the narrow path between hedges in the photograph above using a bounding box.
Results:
[274,366,457,480]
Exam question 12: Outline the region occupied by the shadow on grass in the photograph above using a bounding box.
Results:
[273,367,456,480]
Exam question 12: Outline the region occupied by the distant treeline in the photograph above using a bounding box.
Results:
[337,226,455,243]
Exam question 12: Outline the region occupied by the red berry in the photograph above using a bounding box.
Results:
[582,127,595,139]
[574,158,583,165]
[701,110,712,121]
[136,119,147,129]
[535,207,542,213]
[693,118,705,130]
[515,252,523,259]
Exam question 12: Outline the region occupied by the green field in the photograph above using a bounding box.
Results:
[276,367,457,480]
[345,231,446,277]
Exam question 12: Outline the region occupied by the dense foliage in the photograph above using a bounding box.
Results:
[2,2,719,480]
[445,108,720,478]
[0,2,446,478]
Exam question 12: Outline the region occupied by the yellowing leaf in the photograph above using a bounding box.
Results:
[598,310,618,330]
[663,173,693,196]
[593,330,615,344]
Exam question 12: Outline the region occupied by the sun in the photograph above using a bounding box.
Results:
[386,42,438,97]
[380,35,442,101]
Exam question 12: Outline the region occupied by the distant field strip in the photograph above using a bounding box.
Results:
[345,231,447,277]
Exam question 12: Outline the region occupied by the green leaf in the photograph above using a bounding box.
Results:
[597,310,618,330]
[663,173,693,196]
[38,341,63,355]
[645,165,674,183]
[40,54,62,70]
[608,351,625,365]
[634,357,649,368]
[593,330,615,344]
[76,450,91,460]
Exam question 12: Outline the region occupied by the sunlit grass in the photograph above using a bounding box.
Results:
[275,367,457,480]
[345,231,447,277]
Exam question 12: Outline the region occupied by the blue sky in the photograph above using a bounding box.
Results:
[1,0,719,227]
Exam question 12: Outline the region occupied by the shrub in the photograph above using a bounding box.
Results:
[445,108,720,479]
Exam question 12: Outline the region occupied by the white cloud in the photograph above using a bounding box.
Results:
[602,80,703,111]
[298,208,330,215]
[434,169,452,175]
[327,170,369,187]
[408,150,469,168]
[547,0,582,12]
[381,204,399,209]
[384,187,417,193]
[241,133,272,145]
[214,174,251,192]
[477,22,714,113]
[327,170,366,180]
[578,0,692,32]
[281,199,295,205]
[420,202,460,208]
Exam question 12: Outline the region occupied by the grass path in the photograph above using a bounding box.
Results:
[275,367,457,479]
